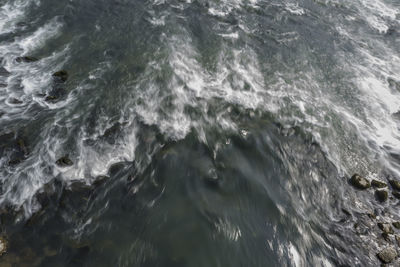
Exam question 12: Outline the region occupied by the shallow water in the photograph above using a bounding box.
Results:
[0,0,400,266]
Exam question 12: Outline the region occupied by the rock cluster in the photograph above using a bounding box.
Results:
[349,173,400,263]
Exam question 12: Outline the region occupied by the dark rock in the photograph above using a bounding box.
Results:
[372,179,388,188]
[0,83,7,88]
[59,181,93,216]
[393,191,400,199]
[8,158,23,165]
[56,156,73,167]
[386,27,396,36]
[15,56,38,63]
[378,223,394,234]
[396,235,400,247]
[389,180,400,191]
[368,213,376,220]
[342,208,351,216]
[0,67,10,77]
[17,139,28,156]
[93,175,108,187]
[349,174,371,189]
[377,247,397,263]
[382,232,391,242]
[376,190,389,202]
[16,22,28,27]
[6,136,29,165]
[45,87,67,102]
[8,97,23,104]
[393,222,400,229]
[69,245,90,265]
[389,78,400,91]
[0,236,7,256]
[52,70,68,82]
[44,95,58,102]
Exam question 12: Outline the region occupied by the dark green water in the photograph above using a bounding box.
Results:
[0,0,400,266]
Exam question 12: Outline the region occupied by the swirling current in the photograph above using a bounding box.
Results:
[0,0,400,266]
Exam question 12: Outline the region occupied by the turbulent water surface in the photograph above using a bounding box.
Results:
[0,0,400,266]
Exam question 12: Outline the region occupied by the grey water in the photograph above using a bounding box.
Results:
[0,0,400,266]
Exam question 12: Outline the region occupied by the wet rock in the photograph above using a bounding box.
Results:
[386,27,396,36]
[44,87,67,102]
[6,136,29,165]
[376,190,389,202]
[43,246,57,257]
[0,236,7,256]
[378,223,394,234]
[93,175,108,187]
[372,179,387,188]
[0,67,10,77]
[16,22,27,27]
[367,213,376,220]
[44,95,58,102]
[342,208,351,216]
[15,56,38,63]
[69,245,90,265]
[8,98,23,104]
[0,83,7,88]
[388,78,400,91]
[17,139,28,156]
[382,232,391,242]
[349,174,371,189]
[101,122,127,144]
[52,70,68,82]
[389,180,400,191]
[393,191,400,199]
[396,235,400,247]
[59,181,93,217]
[103,122,127,137]
[56,156,73,167]
[377,247,397,263]
[393,222,400,229]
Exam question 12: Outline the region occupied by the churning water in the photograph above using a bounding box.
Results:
[0,0,400,266]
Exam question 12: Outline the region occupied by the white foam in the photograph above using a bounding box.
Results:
[285,3,305,16]
[0,0,37,33]
[18,17,63,53]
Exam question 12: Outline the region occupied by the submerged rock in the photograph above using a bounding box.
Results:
[44,87,67,102]
[15,56,38,63]
[52,70,68,82]
[8,97,23,104]
[378,223,394,234]
[56,156,73,167]
[389,180,400,191]
[0,67,10,77]
[393,191,400,199]
[349,174,371,189]
[0,236,7,256]
[6,136,29,165]
[376,190,388,202]
[377,247,397,263]
[371,179,387,188]
[44,95,58,102]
